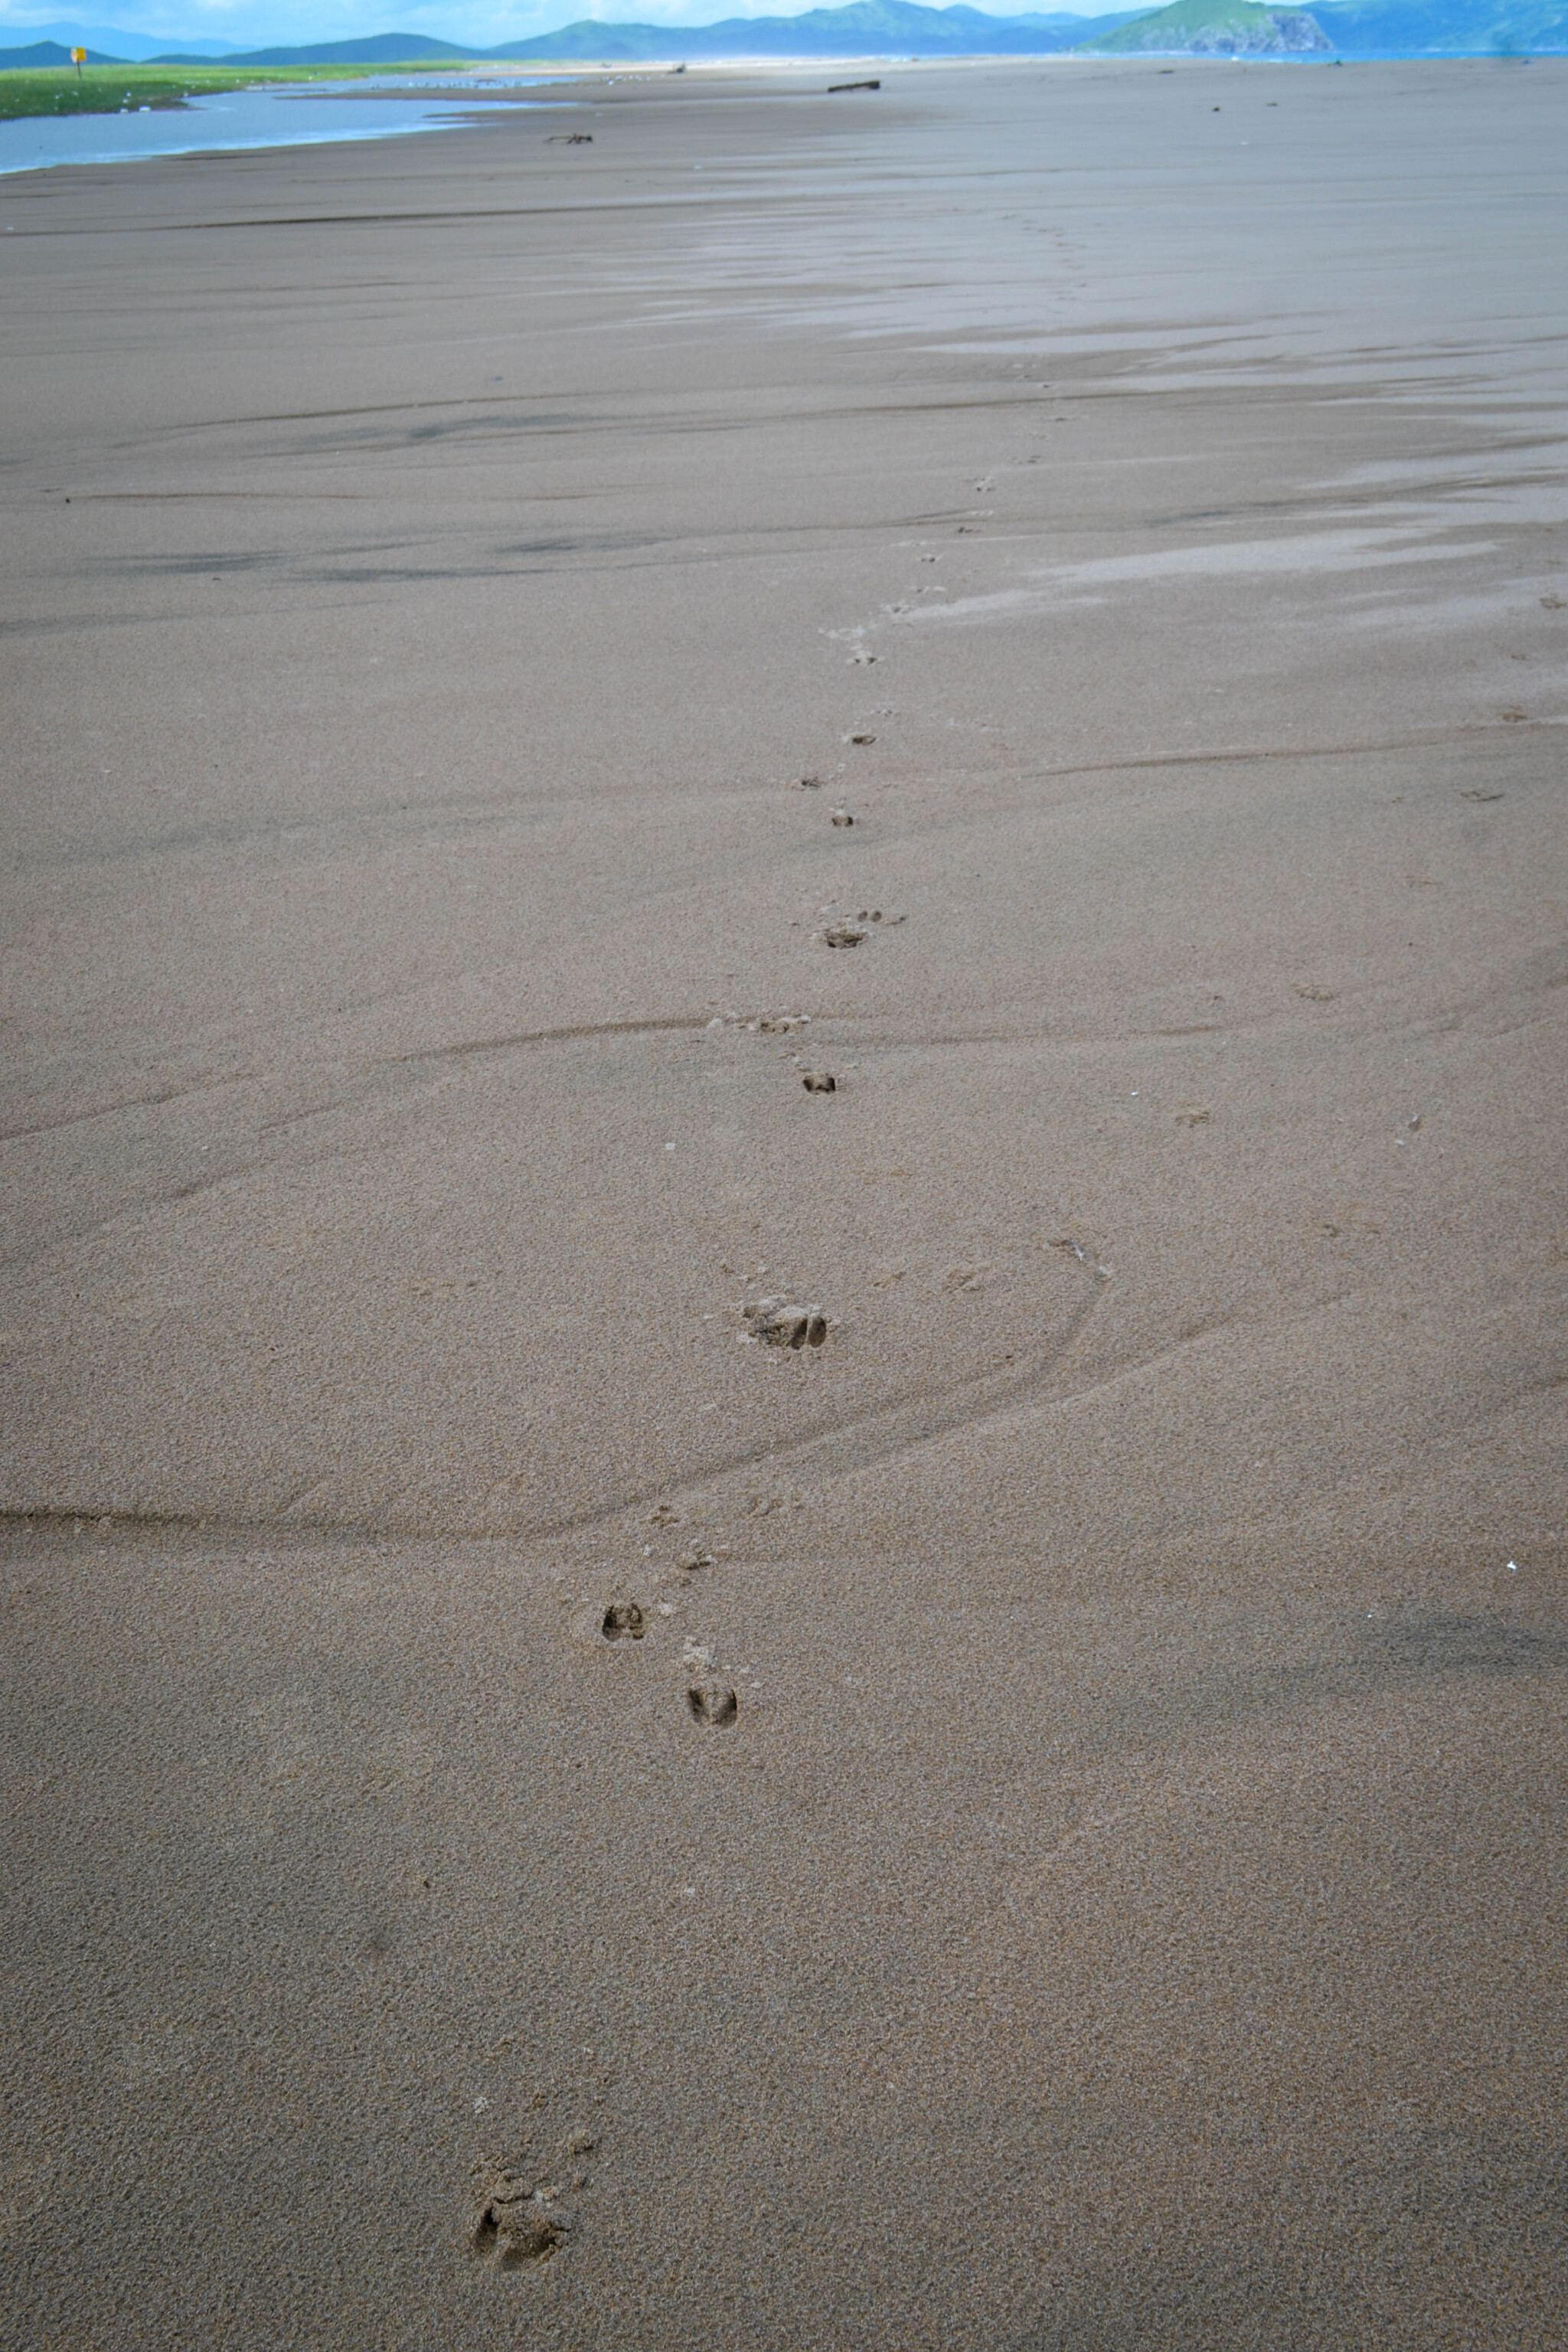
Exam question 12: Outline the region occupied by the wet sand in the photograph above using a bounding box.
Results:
[2,57,1566,2347]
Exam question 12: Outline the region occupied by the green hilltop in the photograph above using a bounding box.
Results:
[1084,0,1332,49]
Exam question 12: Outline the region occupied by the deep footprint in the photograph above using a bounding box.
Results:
[471,2184,566,2267]
[688,1681,739,1727]
[744,1295,828,1348]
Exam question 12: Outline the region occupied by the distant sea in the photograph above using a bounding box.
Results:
[0,77,554,177]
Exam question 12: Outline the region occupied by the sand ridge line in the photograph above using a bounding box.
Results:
[893,721,1562,789]
[23,191,818,240]
[408,1278,1423,1551]
[0,1080,216,1147]
[0,610,150,641]
[11,782,571,873]
[0,1019,714,1145]
[489,1262,1129,1542]
[91,389,1052,460]
[0,1502,380,1544]
[70,489,401,501]
[8,715,1530,887]
[0,1256,1113,1548]
[384,1012,716,1069]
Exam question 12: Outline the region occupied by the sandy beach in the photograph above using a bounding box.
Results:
[2,56,1565,2346]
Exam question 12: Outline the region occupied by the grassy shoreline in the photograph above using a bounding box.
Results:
[0,61,475,122]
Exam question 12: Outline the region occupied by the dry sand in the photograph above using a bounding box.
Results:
[2,56,1566,2348]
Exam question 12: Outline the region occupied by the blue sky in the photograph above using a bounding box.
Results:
[3,0,1114,50]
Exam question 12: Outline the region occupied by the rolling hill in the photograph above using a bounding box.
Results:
[10,0,1566,75]
[1084,0,1332,50]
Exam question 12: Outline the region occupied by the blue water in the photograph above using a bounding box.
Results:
[0,77,560,177]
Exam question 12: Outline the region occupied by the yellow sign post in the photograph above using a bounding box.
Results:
[70,45,86,76]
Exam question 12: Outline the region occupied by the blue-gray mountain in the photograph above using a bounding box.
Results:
[1312,0,1567,48]
[9,0,1565,72]
[2,20,235,56]
[144,13,1142,68]
[0,38,126,64]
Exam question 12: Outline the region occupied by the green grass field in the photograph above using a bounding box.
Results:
[0,61,471,122]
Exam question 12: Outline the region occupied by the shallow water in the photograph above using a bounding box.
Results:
[0,78,554,177]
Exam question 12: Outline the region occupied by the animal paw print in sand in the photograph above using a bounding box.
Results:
[741,1295,828,1349]
[801,1070,837,1093]
[470,2166,573,2267]
[470,2123,601,2269]
[821,906,903,943]
[745,1485,805,1517]
[571,1586,659,1648]
[688,1681,739,1728]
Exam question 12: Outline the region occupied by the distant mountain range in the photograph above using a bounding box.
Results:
[141,11,1150,67]
[1,18,234,54]
[1312,0,1567,46]
[5,0,1566,72]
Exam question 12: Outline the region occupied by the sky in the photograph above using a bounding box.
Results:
[2,0,1116,52]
